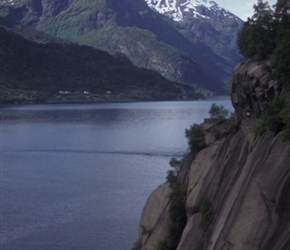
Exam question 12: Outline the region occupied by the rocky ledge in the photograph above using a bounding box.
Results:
[230,58,282,118]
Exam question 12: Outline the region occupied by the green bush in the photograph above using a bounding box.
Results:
[166,170,177,184]
[273,30,290,90]
[251,96,290,141]
[208,104,240,137]
[141,225,151,236]
[163,159,187,250]
[167,181,187,250]
[224,116,241,135]
[169,157,182,175]
[208,103,230,120]
[185,124,206,152]
[157,240,168,250]
[251,118,268,138]
[280,129,290,142]
[211,128,223,140]
[262,96,286,133]
[200,198,214,231]
[132,240,142,250]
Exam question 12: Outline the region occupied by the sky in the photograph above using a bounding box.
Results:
[216,0,277,20]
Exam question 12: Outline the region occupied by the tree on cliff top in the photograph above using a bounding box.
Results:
[238,0,290,60]
[238,0,276,59]
[238,0,290,141]
[208,103,230,120]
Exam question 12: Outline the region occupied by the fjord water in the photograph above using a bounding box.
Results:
[1,99,233,250]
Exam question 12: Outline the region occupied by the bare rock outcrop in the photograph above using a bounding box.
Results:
[230,58,282,118]
[139,183,171,250]
[179,132,290,250]
[138,130,290,250]
[136,58,290,250]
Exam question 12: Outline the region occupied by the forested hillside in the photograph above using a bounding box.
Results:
[0,27,194,103]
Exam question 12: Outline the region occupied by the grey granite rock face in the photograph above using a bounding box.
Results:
[138,130,290,250]
[230,58,282,119]
[138,183,171,250]
[137,58,290,249]
[179,132,290,250]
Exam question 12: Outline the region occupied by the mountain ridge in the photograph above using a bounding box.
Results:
[144,0,242,22]
[0,0,243,95]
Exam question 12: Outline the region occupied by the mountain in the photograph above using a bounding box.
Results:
[145,0,240,22]
[0,0,243,95]
[145,0,243,65]
[0,27,194,103]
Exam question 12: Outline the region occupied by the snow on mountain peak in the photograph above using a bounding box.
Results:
[144,0,239,22]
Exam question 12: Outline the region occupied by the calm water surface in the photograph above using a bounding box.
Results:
[1,99,233,250]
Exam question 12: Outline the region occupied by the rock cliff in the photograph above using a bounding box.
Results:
[230,58,283,119]
[136,59,290,250]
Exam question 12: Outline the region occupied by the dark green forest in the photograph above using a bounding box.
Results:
[238,0,290,140]
[0,27,194,103]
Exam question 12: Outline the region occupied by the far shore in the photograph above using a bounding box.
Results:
[0,95,231,107]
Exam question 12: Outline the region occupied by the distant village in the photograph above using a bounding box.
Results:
[55,90,113,102]
[58,90,111,95]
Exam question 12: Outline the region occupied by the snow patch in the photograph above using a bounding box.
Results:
[144,0,237,22]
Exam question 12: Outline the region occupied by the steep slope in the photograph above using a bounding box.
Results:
[145,0,238,21]
[135,58,290,250]
[0,27,191,103]
[145,0,243,65]
[0,0,243,95]
[140,131,290,250]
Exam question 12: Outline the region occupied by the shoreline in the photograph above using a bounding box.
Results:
[0,95,231,108]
